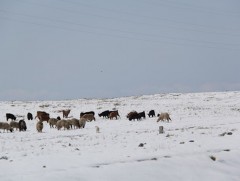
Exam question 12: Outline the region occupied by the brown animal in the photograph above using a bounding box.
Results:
[68,118,80,129]
[10,121,19,130]
[127,111,137,118]
[109,110,120,120]
[0,122,13,132]
[80,111,95,118]
[35,111,50,122]
[157,113,171,122]
[127,111,140,121]
[56,120,70,130]
[48,118,58,128]
[81,114,96,122]
[62,109,71,118]
[36,121,43,132]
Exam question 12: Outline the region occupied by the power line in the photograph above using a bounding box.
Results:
[10,0,240,33]
[56,0,240,38]
[1,16,239,51]
[139,0,240,17]
[60,0,240,17]
[58,0,240,32]
[4,0,240,44]
[1,9,239,47]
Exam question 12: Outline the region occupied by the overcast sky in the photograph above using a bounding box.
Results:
[0,0,240,101]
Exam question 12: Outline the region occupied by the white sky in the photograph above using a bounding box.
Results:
[0,0,240,100]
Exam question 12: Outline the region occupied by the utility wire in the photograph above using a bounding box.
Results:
[11,0,240,32]
[1,15,239,51]
[140,0,240,16]
[0,9,239,47]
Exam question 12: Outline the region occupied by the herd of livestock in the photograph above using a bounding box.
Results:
[0,109,171,133]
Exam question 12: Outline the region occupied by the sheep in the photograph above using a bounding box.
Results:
[127,111,137,118]
[148,110,155,117]
[68,118,80,129]
[0,122,13,132]
[56,120,70,130]
[98,110,110,118]
[62,109,71,118]
[36,121,43,132]
[157,113,171,122]
[81,114,95,122]
[48,118,58,128]
[138,111,146,119]
[10,121,20,131]
[35,111,50,122]
[79,118,87,128]
[127,111,141,121]
[19,120,27,131]
[80,111,95,118]
[27,112,33,120]
[6,113,16,121]
[109,110,120,120]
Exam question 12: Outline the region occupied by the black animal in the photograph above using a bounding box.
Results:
[148,110,155,117]
[6,113,16,121]
[27,112,33,120]
[80,111,95,118]
[57,116,61,120]
[138,111,146,119]
[19,120,27,131]
[98,110,110,118]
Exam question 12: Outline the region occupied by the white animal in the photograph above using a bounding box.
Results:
[157,113,171,122]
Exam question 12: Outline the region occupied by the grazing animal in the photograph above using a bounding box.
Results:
[0,122,13,132]
[62,109,71,118]
[6,113,16,121]
[157,113,171,122]
[48,118,58,128]
[95,126,100,133]
[35,111,50,122]
[80,111,95,118]
[19,120,27,131]
[138,111,146,119]
[56,120,70,130]
[79,118,87,128]
[36,121,43,132]
[10,121,19,130]
[127,111,141,121]
[98,110,110,118]
[27,112,33,120]
[127,111,135,118]
[81,114,96,122]
[109,110,120,120]
[57,116,61,120]
[148,110,155,117]
[68,118,80,129]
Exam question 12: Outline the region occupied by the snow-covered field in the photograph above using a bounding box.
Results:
[0,91,240,181]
